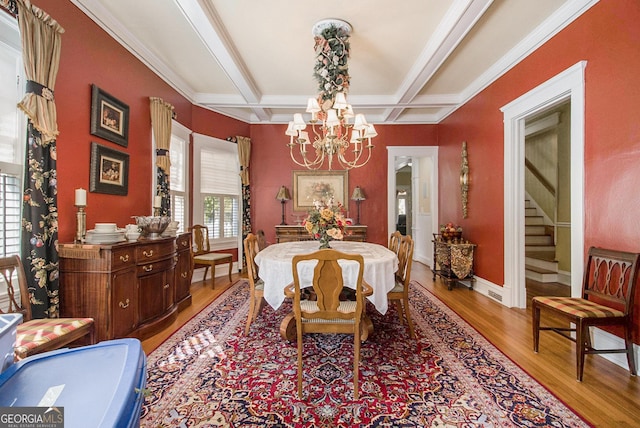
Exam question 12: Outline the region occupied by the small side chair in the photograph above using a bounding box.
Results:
[190,224,233,287]
[243,233,265,335]
[0,255,95,360]
[532,247,640,381]
[387,234,416,338]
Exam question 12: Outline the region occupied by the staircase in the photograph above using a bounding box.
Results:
[524,200,558,282]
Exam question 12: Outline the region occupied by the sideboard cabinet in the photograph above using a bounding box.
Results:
[59,236,193,343]
[275,225,367,243]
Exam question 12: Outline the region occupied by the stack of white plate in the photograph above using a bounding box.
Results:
[86,223,126,244]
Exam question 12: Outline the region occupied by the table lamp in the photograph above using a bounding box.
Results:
[351,186,366,225]
[276,185,291,225]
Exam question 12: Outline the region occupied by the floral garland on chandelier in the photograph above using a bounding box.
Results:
[313,24,350,105]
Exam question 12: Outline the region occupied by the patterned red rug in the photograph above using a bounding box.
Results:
[141,280,589,427]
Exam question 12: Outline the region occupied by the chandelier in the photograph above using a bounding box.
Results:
[285,19,377,170]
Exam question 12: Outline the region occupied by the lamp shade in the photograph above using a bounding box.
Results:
[351,186,366,201]
[276,185,291,201]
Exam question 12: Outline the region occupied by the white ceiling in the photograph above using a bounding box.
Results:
[71,0,596,125]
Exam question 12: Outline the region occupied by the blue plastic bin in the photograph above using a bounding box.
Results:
[0,313,22,373]
[0,338,147,428]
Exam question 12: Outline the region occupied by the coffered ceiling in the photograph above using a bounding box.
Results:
[71,0,596,125]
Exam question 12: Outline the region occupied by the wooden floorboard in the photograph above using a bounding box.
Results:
[142,262,640,427]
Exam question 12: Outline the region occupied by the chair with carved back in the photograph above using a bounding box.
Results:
[387,234,416,338]
[0,255,95,360]
[190,224,233,287]
[388,230,402,255]
[532,247,640,381]
[243,233,265,335]
[284,249,373,399]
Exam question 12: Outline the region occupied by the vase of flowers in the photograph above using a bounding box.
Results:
[303,197,346,249]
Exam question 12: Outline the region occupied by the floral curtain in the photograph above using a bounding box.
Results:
[13,0,64,318]
[150,97,174,216]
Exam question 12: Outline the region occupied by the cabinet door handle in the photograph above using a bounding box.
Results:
[143,250,154,258]
[119,299,130,309]
[143,264,153,272]
[181,272,188,278]
[119,254,130,262]
[180,240,188,247]
[163,283,170,289]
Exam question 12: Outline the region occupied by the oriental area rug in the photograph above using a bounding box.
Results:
[140,280,589,427]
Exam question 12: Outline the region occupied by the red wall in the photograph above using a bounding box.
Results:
[37,0,245,244]
[249,124,438,246]
[437,0,640,336]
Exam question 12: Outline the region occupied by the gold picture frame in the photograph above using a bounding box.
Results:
[89,142,129,195]
[292,170,348,212]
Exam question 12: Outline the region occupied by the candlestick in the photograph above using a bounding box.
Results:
[75,188,86,206]
[75,206,86,243]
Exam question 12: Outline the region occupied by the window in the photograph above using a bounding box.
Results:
[0,15,24,257]
[169,120,190,233]
[193,134,240,248]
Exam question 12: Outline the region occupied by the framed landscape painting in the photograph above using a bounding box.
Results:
[90,84,129,147]
[89,142,129,195]
[292,170,348,212]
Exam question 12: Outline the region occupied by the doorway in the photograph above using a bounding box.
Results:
[387,146,438,266]
[501,61,585,309]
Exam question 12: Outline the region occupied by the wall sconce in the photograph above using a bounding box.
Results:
[351,186,366,225]
[460,141,469,218]
[276,185,291,225]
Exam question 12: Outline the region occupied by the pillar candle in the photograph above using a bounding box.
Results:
[154,195,162,208]
[75,188,87,206]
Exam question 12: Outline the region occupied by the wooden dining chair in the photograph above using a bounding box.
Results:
[0,255,95,360]
[284,249,373,399]
[387,234,416,338]
[243,233,265,335]
[190,224,233,287]
[532,247,640,381]
[388,230,402,254]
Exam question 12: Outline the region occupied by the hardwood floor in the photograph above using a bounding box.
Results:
[142,263,640,427]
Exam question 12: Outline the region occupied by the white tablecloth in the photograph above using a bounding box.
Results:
[254,241,398,314]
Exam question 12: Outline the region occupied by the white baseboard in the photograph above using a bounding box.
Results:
[591,327,638,372]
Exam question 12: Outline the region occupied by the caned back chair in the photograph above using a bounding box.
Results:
[243,233,265,335]
[532,247,640,381]
[190,224,233,286]
[284,249,373,399]
[0,255,95,360]
[387,234,416,338]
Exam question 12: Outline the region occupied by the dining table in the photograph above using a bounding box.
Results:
[254,240,399,339]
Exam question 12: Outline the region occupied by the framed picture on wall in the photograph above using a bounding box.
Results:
[89,142,129,195]
[90,84,129,147]
[292,170,348,212]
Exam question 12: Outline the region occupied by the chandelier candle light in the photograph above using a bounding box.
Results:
[286,19,377,170]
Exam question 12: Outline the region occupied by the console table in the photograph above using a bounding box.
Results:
[59,234,193,343]
[432,234,476,290]
[275,225,367,243]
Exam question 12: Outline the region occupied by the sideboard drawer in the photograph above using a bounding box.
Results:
[112,247,135,270]
[136,240,175,262]
[136,256,174,277]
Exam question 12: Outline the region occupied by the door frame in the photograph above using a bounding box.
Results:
[387,146,439,265]
[501,61,586,308]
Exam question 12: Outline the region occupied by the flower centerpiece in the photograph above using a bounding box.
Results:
[303,197,347,249]
[440,222,463,241]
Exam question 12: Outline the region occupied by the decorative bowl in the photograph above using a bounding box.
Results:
[134,216,171,239]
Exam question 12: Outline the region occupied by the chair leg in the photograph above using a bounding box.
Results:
[244,293,256,336]
[577,321,588,382]
[297,323,304,399]
[354,323,361,400]
[625,326,637,376]
[227,260,232,281]
[532,302,541,353]
[403,297,415,339]
[203,266,210,283]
